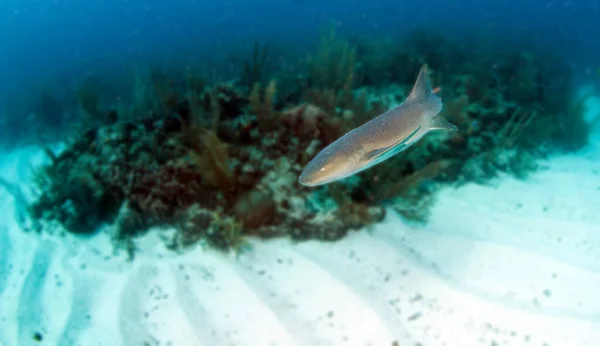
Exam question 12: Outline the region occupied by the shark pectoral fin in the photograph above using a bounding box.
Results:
[365,146,391,160]
[365,143,408,166]
[429,116,458,132]
[365,125,422,162]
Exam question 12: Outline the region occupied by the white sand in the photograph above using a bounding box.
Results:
[1,97,599,346]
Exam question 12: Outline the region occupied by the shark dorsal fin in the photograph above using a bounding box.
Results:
[406,65,433,102]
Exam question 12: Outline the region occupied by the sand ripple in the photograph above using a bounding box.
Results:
[1,145,599,346]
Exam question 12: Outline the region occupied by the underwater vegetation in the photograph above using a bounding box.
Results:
[25,26,593,256]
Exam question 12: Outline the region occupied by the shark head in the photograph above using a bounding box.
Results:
[298,140,372,187]
[299,148,357,186]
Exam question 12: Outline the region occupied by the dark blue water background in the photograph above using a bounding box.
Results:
[0,0,598,111]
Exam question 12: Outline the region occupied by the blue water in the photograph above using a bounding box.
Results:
[0,0,599,105]
[1,1,600,345]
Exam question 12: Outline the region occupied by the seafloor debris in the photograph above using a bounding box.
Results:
[25,26,592,255]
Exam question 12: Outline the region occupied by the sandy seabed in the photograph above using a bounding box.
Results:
[0,97,599,346]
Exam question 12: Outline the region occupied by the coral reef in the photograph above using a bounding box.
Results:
[26,26,592,255]
[28,73,384,256]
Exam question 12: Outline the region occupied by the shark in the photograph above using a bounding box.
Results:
[298,65,457,187]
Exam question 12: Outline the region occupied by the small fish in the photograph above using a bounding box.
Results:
[298,65,457,187]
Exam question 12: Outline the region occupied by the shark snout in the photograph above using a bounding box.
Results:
[299,165,327,186]
[298,157,344,186]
